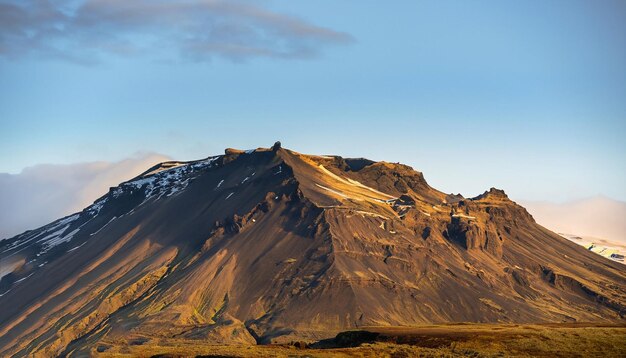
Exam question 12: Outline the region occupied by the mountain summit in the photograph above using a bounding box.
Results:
[1,144,625,356]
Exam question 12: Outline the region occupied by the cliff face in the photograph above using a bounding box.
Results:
[1,145,624,356]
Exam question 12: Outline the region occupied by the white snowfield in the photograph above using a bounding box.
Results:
[1,213,80,255]
[114,156,220,206]
[559,233,625,264]
[43,227,80,252]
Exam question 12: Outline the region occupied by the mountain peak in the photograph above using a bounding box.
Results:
[1,145,624,355]
[474,187,509,200]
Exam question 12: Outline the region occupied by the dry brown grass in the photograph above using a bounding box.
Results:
[89,323,626,358]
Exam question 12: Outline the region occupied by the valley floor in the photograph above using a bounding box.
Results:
[87,323,626,357]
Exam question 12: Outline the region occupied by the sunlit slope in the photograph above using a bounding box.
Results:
[0,143,624,356]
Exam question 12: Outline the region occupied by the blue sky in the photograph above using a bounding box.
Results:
[1,0,625,202]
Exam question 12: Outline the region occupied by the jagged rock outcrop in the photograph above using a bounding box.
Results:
[0,144,625,356]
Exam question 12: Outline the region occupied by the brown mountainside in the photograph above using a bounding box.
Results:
[1,143,624,356]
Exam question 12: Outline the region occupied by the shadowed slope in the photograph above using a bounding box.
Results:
[0,144,624,356]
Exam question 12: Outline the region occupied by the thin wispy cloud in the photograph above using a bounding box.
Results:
[0,0,354,63]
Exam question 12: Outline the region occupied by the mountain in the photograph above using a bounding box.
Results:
[1,143,625,356]
[0,153,172,240]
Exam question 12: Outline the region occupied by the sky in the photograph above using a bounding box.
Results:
[521,196,626,246]
[0,153,169,238]
[1,0,625,220]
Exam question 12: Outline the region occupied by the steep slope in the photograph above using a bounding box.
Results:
[0,143,625,356]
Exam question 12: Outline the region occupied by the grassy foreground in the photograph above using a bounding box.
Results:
[93,323,626,357]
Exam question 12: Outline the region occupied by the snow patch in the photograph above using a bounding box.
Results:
[1,214,80,254]
[166,187,181,197]
[36,225,70,244]
[15,272,34,284]
[114,156,220,206]
[90,216,117,236]
[67,241,87,252]
[87,197,108,216]
[315,184,350,199]
[452,214,476,220]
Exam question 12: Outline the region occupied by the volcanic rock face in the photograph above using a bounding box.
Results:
[0,145,625,356]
